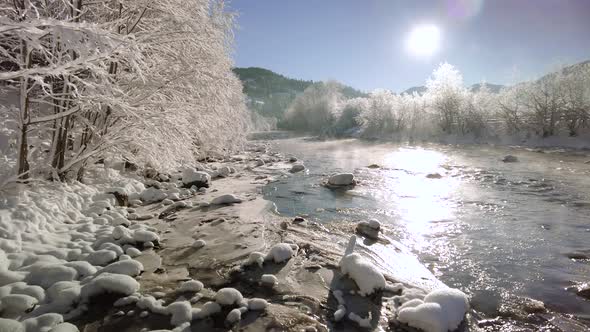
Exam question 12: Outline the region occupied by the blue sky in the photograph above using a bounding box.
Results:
[229,0,590,92]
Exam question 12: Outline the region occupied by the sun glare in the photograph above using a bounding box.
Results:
[405,24,441,57]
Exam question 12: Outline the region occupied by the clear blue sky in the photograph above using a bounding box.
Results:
[229,0,590,92]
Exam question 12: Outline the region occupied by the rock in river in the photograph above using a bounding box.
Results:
[289,164,305,173]
[328,173,355,186]
[502,155,518,163]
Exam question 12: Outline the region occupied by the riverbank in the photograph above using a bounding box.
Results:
[0,142,457,331]
[1,140,589,331]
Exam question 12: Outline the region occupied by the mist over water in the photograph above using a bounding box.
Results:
[263,136,590,318]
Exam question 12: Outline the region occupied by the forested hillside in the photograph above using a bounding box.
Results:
[233,67,366,124]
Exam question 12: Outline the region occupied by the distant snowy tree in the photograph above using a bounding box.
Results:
[425,63,468,134]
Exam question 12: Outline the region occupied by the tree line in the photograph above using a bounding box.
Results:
[283,62,590,142]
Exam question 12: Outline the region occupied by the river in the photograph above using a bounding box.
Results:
[260,135,590,324]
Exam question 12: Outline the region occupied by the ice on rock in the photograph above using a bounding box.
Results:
[260,274,278,286]
[139,187,167,203]
[210,194,242,205]
[225,308,241,325]
[265,243,297,263]
[86,250,118,266]
[98,260,143,277]
[215,288,243,306]
[80,273,140,301]
[179,280,203,293]
[167,301,192,326]
[247,298,267,311]
[339,236,385,296]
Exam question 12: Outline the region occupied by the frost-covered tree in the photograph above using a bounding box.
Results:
[0,0,249,183]
[425,63,468,134]
[284,81,343,133]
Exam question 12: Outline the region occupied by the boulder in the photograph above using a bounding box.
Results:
[328,173,355,186]
[289,164,305,173]
[182,168,210,189]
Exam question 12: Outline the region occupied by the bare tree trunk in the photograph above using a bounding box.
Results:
[16,3,32,181]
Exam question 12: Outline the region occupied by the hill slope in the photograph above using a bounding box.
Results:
[233,67,366,121]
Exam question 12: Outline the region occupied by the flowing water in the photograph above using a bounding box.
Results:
[261,135,590,321]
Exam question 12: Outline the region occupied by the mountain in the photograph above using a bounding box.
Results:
[402,82,505,95]
[402,86,427,95]
[233,67,366,121]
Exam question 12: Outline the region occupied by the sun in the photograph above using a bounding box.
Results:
[405,24,441,57]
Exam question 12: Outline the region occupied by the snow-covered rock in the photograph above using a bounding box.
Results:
[215,288,243,306]
[355,219,381,239]
[289,164,305,173]
[80,273,140,301]
[396,288,469,332]
[125,247,141,258]
[193,301,221,319]
[260,274,278,286]
[328,173,355,186]
[0,318,23,332]
[98,260,143,277]
[339,236,385,296]
[48,322,79,332]
[210,194,242,205]
[133,230,159,243]
[86,250,118,266]
[225,308,241,324]
[25,264,78,289]
[178,280,203,293]
[265,243,297,263]
[182,169,210,189]
[247,298,267,311]
[167,301,192,326]
[348,312,372,328]
[139,187,167,203]
[245,252,265,267]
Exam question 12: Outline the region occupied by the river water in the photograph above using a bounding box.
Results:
[261,135,590,322]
